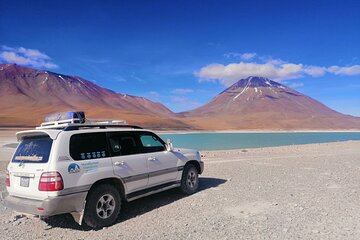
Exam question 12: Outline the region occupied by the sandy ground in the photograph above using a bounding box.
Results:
[0,130,360,239]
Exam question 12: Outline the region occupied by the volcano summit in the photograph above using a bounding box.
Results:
[181,77,360,130]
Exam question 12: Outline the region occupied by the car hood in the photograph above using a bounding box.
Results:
[173,148,201,161]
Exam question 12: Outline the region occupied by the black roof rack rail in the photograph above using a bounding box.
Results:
[63,124,143,131]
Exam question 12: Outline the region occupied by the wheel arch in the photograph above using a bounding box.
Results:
[185,160,202,174]
[86,177,126,200]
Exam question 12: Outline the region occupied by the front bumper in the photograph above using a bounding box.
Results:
[3,191,87,216]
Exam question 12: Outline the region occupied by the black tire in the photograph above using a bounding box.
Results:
[180,164,199,195]
[83,184,121,229]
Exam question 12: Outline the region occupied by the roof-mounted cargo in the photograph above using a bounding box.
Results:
[40,111,86,128]
[36,111,142,130]
[45,111,86,124]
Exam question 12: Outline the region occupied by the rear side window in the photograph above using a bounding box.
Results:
[12,136,53,163]
[70,133,108,160]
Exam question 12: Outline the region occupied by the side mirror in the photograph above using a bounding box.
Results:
[166,139,174,152]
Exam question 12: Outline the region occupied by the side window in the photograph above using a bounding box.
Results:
[108,133,140,156]
[70,133,108,161]
[139,133,165,153]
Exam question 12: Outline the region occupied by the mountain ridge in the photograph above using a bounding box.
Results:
[1,64,359,130]
[0,64,191,129]
[180,76,360,130]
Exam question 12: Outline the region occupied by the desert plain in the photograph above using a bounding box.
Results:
[0,129,360,239]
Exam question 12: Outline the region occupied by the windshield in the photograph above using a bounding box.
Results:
[12,136,53,163]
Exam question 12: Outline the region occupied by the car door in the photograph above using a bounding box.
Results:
[68,132,114,191]
[107,132,148,193]
[139,132,179,187]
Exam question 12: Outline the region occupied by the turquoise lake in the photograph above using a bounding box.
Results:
[159,132,360,150]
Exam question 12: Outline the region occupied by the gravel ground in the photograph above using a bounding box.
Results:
[0,131,360,239]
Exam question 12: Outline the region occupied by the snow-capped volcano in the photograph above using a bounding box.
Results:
[181,76,360,130]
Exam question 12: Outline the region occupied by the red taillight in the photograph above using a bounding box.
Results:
[5,170,10,187]
[38,172,64,191]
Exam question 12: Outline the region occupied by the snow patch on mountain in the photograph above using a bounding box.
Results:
[233,78,252,100]
[58,75,65,81]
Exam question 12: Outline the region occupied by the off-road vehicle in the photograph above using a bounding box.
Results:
[4,112,204,228]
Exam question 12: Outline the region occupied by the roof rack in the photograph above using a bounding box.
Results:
[37,118,83,129]
[36,112,142,130]
[36,121,142,131]
[63,124,143,131]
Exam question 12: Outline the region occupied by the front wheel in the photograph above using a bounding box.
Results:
[83,184,121,228]
[180,164,199,195]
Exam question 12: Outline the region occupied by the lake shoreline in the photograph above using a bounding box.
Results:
[156,129,360,134]
[1,129,360,152]
[2,127,360,134]
[159,132,360,150]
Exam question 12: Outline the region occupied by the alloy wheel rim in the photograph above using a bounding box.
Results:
[187,170,197,188]
[96,194,116,219]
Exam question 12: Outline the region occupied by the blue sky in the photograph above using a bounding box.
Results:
[1,0,360,115]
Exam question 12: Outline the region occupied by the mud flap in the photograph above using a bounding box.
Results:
[70,200,86,225]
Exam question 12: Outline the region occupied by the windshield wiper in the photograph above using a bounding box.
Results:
[19,160,25,167]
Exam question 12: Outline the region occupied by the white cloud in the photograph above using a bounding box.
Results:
[240,52,257,60]
[113,76,127,82]
[1,51,29,65]
[328,65,360,75]
[196,53,360,86]
[130,73,146,83]
[171,88,194,94]
[196,61,306,86]
[223,52,240,59]
[224,52,257,61]
[303,66,326,77]
[18,47,50,59]
[0,46,58,69]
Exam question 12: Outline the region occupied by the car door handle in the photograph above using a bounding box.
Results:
[114,161,126,166]
[148,157,156,161]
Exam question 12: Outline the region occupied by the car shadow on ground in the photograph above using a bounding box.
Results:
[44,177,227,231]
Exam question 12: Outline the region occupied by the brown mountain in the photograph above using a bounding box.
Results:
[0,64,191,129]
[1,65,359,130]
[181,76,360,130]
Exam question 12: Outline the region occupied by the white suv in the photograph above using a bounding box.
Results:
[4,113,204,228]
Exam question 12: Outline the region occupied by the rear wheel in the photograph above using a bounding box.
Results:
[83,184,121,228]
[180,164,199,195]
